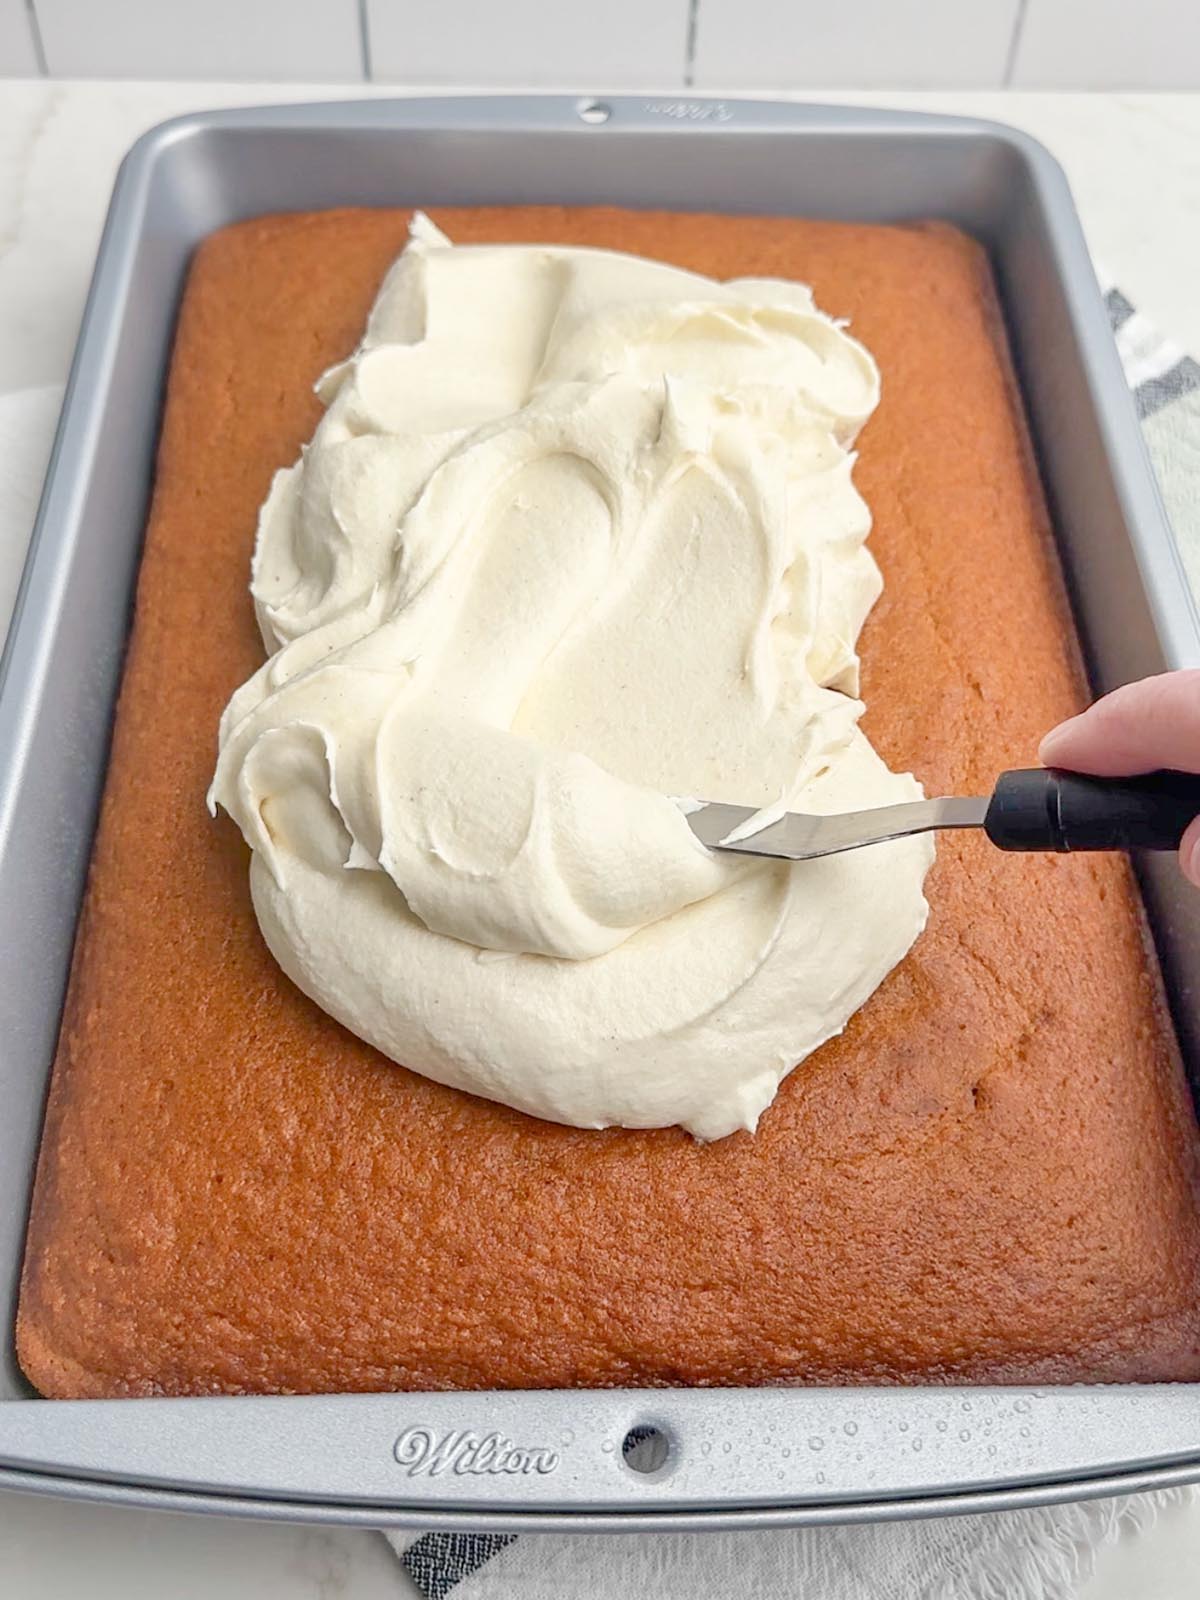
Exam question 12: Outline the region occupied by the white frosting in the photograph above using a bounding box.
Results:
[210,214,933,1141]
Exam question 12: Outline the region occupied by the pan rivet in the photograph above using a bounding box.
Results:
[577,100,612,125]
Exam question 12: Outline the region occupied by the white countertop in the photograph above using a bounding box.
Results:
[1,78,1200,1598]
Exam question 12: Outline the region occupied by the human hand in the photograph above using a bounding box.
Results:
[1039,669,1200,886]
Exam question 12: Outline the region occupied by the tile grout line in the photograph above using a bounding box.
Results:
[357,0,373,83]
[24,0,48,76]
[683,0,700,88]
[1003,0,1030,87]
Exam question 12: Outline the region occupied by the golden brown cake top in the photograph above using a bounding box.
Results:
[17,206,1200,1398]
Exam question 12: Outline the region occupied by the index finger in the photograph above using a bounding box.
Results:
[1038,670,1200,777]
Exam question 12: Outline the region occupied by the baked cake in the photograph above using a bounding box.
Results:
[17,207,1200,1396]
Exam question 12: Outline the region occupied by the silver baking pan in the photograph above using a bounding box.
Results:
[2,93,1200,1532]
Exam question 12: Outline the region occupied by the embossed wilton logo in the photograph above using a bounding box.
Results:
[643,99,734,122]
[394,1427,561,1477]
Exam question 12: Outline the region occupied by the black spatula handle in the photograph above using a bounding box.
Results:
[984,768,1200,852]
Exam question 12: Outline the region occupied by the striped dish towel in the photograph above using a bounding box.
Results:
[1101,275,1200,602]
[384,286,1200,1600]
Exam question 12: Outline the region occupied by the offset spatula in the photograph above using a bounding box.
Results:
[686,768,1200,862]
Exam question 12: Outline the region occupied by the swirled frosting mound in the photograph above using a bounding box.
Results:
[209,214,933,1141]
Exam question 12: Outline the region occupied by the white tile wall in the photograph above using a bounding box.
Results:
[693,0,1020,88]
[6,0,1200,88]
[35,0,364,81]
[0,1,39,74]
[366,0,688,86]
[1012,0,1200,89]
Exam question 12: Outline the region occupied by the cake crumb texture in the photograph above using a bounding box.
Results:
[17,206,1200,1396]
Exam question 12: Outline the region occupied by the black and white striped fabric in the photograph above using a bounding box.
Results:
[1100,275,1200,419]
[385,285,1200,1600]
[401,1533,518,1599]
[388,1489,1197,1600]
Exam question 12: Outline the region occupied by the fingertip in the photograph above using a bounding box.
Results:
[1037,718,1078,767]
[1180,815,1200,888]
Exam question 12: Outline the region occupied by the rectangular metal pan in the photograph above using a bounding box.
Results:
[2,94,1199,1532]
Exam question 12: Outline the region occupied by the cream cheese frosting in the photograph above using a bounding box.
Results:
[209,213,933,1141]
